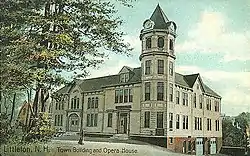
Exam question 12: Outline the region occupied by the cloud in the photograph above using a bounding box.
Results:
[176,65,250,116]
[176,11,250,62]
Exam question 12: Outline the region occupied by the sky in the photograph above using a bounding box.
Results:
[83,0,250,116]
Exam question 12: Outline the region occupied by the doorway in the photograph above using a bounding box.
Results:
[119,113,127,134]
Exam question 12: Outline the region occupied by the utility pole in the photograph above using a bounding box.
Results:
[78,92,84,145]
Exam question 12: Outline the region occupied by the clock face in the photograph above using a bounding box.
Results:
[143,19,154,29]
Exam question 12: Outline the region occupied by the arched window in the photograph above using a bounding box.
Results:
[169,39,174,50]
[158,37,164,48]
[146,37,151,49]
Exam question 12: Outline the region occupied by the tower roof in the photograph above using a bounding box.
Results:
[150,4,169,29]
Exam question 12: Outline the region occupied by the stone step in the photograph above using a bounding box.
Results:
[111,134,129,140]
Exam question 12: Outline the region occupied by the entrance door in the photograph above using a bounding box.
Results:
[210,138,216,154]
[196,138,203,156]
[119,113,127,134]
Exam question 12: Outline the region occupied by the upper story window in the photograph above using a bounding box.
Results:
[199,95,203,109]
[169,61,173,76]
[176,91,180,104]
[194,93,197,108]
[214,100,219,112]
[169,83,173,102]
[71,97,79,109]
[145,82,151,101]
[157,37,164,48]
[87,96,98,109]
[146,37,152,49]
[157,82,164,101]
[206,98,212,111]
[145,60,151,75]
[120,73,129,83]
[114,88,133,103]
[169,39,174,50]
[182,92,188,106]
[157,60,164,74]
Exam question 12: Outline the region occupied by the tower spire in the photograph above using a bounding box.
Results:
[150,4,169,29]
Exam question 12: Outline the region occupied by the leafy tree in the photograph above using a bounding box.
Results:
[0,0,133,142]
[222,112,250,147]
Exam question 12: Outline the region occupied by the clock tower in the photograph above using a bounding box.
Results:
[139,4,177,135]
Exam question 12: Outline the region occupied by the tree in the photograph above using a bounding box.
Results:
[0,0,133,142]
[222,112,250,147]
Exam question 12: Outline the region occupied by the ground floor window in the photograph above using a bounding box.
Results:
[87,113,98,127]
[107,113,112,127]
[144,111,150,128]
[169,137,173,144]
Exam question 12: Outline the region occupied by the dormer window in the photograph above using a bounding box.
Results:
[158,37,164,48]
[146,37,152,49]
[120,73,129,83]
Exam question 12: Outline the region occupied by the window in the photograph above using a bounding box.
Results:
[206,99,212,110]
[87,114,90,127]
[197,84,199,90]
[90,114,94,127]
[54,115,63,126]
[120,73,129,83]
[182,93,188,106]
[145,60,151,75]
[215,120,220,131]
[169,39,174,50]
[107,113,112,127]
[195,117,202,130]
[215,101,219,112]
[119,89,123,103]
[124,89,128,103]
[158,60,164,74]
[129,89,133,102]
[94,114,98,126]
[183,115,188,129]
[169,83,173,102]
[77,98,79,109]
[91,97,95,108]
[207,118,212,131]
[157,112,163,128]
[61,101,64,110]
[55,102,58,110]
[176,91,180,104]
[125,73,129,82]
[158,37,164,48]
[115,90,119,103]
[88,98,91,109]
[176,114,180,129]
[169,113,173,129]
[199,95,203,109]
[157,82,164,101]
[145,82,151,101]
[73,98,76,109]
[194,93,197,108]
[71,98,73,109]
[169,137,173,144]
[54,115,57,126]
[169,61,173,76]
[144,111,150,128]
[95,97,98,108]
[146,37,151,49]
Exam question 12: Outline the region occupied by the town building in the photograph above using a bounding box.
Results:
[51,4,222,155]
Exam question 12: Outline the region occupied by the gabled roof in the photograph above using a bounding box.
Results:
[150,4,169,29]
[184,74,199,87]
[56,67,220,98]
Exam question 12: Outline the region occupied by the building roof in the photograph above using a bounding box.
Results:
[56,67,221,98]
[150,4,169,29]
